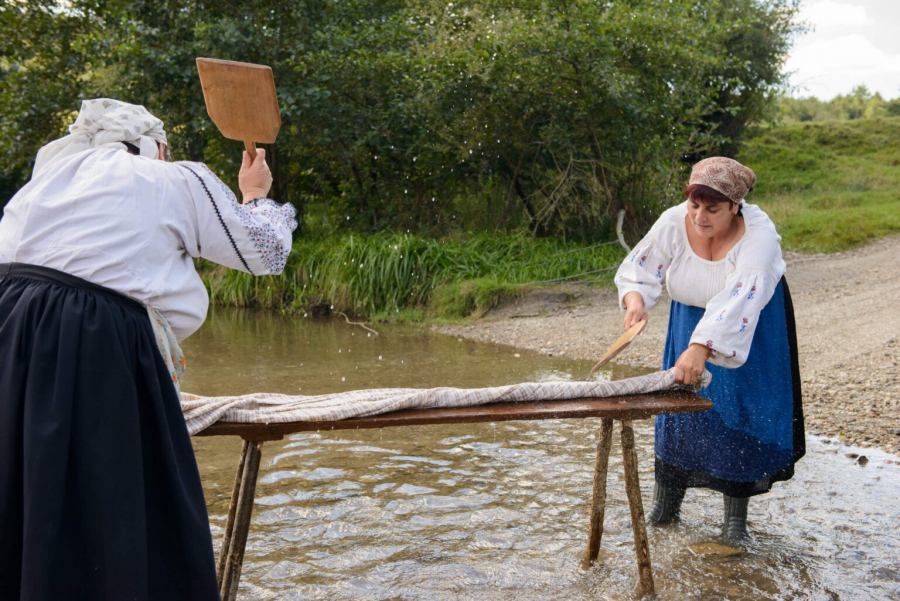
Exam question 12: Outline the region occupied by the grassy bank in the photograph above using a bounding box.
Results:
[741,117,900,252]
[201,233,624,320]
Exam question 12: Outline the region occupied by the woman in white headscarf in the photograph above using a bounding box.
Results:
[0,98,297,600]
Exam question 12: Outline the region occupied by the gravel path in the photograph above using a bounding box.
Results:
[435,235,900,455]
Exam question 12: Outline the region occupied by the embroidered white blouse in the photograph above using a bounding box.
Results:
[614,201,786,368]
[0,148,297,340]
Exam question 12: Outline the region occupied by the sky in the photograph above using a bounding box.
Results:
[785,0,900,100]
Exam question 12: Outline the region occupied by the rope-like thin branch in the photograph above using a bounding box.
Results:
[335,311,380,336]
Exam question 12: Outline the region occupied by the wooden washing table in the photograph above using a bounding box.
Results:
[195,390,712,600]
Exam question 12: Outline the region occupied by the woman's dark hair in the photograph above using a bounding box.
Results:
[685,183,742,215]
[121,141,141,155]
[686,183,732,204]
[121,140,171,161]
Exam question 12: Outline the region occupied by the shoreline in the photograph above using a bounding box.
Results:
[434,235,900,456]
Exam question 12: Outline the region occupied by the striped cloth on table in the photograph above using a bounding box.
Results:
[180,367,711,436]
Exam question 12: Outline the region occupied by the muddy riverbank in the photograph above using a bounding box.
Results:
[435,235,900,456]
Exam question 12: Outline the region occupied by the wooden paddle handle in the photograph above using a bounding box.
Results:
[244,141,257,160]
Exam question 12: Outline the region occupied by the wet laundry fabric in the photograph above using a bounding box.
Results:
[179,367,711,436]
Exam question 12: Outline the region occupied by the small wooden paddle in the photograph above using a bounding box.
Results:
[196,58,281,159]
[589,319,647,376]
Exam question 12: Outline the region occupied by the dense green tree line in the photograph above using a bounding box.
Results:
[778,85,900,124]
[1,0,799,237]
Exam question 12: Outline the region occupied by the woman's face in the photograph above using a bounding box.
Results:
[686,198,738,239]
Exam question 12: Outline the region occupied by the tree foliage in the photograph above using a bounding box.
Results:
[778,85,900,124]
[0,0,800,237]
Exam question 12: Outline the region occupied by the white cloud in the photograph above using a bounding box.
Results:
[799,1,872,37]
[787,1,900,99]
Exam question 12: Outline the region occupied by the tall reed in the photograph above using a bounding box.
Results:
[201,232,625,318]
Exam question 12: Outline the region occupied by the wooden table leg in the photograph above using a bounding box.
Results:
[219,440,265,601]
[217,439,250,586]
[620,420,654,596]
[583,417,614,569]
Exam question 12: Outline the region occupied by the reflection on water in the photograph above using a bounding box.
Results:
[183,309,900,601]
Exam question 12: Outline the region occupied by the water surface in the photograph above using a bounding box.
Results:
[183,309,900,601]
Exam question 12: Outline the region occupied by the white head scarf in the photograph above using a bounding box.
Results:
[33,98,168,177]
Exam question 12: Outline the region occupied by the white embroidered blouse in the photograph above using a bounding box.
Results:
[614,201,786,368]
[0,148,297,340]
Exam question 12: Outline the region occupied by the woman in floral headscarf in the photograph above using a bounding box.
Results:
[614,157,804,543]
[0,99,297,600]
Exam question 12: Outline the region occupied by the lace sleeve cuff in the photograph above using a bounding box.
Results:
[233,199,297,274]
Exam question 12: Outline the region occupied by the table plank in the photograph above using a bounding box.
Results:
[195,390,711,441]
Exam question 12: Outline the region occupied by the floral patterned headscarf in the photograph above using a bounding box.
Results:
[33,98,168,177]
[689,157,756,203]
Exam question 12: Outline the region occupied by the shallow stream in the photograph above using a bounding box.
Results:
[184,309,900,601]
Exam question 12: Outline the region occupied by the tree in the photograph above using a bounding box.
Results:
[1,0,801,238]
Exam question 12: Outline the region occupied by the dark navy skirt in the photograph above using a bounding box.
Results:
[655,278,805,498]
[0,263,220,600]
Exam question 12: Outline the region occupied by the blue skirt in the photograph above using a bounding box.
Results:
[655,278,805,497]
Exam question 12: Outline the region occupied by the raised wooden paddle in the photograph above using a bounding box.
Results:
[589,319,647,375]
[196,58,281,160]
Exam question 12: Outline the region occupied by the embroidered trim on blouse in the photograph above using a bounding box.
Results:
[236,199,293,274]
[185,163,294,275]
[178,164,254,275]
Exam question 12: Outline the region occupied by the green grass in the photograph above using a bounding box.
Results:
[200,232,623,319]
[429,278,520,320]
[741,117,900,252]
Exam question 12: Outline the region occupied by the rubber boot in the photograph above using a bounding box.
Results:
[722,494,750,543]
[647,484,686,524]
